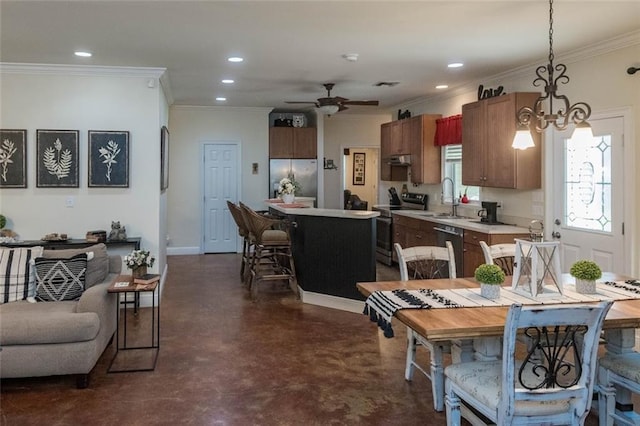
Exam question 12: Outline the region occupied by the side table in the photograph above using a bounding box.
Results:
[107,274,160,373]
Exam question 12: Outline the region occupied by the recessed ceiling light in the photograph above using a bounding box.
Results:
[221,79,234,84]
[436,85,449,90]
[227,57,243,63]
[74,51,92,57]
[216,97,227,101]
[448,62,464,68]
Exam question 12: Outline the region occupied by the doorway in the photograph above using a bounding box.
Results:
[549,112,630,274]
[202,143,239,253]
[342,147,379,209]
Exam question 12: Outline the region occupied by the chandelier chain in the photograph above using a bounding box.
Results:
[548,0,554,63]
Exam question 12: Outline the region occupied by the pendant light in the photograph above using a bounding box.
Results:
[512,0,593,150]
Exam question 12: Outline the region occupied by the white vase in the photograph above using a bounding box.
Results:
[575,278,596,294]
[480,283,501,300]
[282,193,295,204]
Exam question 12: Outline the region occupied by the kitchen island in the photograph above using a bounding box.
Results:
[268,203,379,312]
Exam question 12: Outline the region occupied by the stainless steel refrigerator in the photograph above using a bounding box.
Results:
[269,159,318,203]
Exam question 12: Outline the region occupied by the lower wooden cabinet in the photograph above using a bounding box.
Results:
[393,215,437,262]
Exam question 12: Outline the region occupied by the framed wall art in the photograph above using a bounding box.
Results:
[353,152,366,185]
[0,129,27,188]
[88,130,129,187]
[36,130,79,188]
[160,125,169,191]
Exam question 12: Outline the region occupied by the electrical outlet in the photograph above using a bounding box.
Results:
[65,196,75,208]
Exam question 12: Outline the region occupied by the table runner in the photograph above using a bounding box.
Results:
[364,280,640,338]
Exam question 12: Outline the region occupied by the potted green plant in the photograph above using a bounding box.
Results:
[570,260,602,294]
[475,263,506,300]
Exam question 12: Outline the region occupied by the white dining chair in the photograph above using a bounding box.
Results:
[479,240,516,275]
[597,351,640,425]
[394,241,456,412]
[444,300,612,426]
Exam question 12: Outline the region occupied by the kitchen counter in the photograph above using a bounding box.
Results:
[392,210,529,234]
[268,203,379,220]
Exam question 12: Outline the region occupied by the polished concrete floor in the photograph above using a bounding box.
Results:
[0,254,612,425]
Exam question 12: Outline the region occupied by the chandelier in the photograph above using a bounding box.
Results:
[512,0,593,150]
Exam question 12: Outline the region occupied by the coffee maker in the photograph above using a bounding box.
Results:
[479,201,499,224]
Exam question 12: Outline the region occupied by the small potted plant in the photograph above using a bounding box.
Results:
[570,260,601,294]
[475,263,506,300]
[124,249,156,278]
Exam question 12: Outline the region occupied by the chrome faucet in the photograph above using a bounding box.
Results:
[441,177,458,217]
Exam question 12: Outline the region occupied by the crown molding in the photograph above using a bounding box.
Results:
[0,62,166,78]
[396,29,640,111]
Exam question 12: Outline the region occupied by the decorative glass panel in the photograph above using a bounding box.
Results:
[564,135,612,232]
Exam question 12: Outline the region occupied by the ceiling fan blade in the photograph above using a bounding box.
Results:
[338,104,349,112]
[342,100,379,106]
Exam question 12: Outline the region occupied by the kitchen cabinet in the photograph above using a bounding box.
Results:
[269,127,317,159]
[462,229,529,277]
[380,122,408,181]
[393,215,437,249]
[408,114,441,184]
[461,92,541,189]
[380,114,441,183]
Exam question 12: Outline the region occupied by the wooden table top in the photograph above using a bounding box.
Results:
[357,272,640,342]
[107,274,158,293]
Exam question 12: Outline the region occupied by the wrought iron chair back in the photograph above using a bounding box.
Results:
[480,241,516,275]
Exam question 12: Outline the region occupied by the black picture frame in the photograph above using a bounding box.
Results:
[353,152,366,185]
[0,129,27,188]
[36,130,79,188]
[88,130,129,188]
[161,126,169,191]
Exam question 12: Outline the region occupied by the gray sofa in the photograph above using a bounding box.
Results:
[0,244,120,388]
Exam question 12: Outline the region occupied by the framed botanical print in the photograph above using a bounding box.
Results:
[353,152,366,185]
[36,130,79,188]
[88,130,129,187]
[0,129,27,188]
[160,126,169,191]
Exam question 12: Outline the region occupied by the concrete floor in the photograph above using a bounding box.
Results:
[0,254,614,425]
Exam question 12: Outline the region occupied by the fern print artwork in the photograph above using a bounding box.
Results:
[88,130,129,187]
[36,130,79,187]
[0,130,26,188]
[43,139,72,179]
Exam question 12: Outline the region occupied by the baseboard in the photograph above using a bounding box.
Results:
[167,246,200,255]
[299,289,365,314]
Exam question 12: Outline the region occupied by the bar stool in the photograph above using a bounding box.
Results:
[239,202,299,300]
[226,200,252,281]
[598,351,640,425]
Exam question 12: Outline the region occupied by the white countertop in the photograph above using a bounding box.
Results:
[392,210,530,234]
[268,203,380,219]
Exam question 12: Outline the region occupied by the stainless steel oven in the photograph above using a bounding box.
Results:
[373,190,429,265]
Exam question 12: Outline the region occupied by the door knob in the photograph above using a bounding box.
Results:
[552,231,561,239]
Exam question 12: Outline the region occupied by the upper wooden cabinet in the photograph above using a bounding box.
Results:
[408,114,441,185]
[269,127,317,159]
[461,92,541,189]
[380,114,441,183]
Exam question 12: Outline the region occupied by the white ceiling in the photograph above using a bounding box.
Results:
[1,1,639,113]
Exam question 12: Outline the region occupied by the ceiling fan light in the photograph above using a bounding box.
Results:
[570,121,594,143]
[512,126,535,150]
[318,105,339,115]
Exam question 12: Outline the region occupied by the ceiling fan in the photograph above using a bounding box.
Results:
[285,83,379,114]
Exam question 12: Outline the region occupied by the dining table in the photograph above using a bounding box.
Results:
[357,272,640,413]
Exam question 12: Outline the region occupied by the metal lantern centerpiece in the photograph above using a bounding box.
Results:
[512,238,563,298]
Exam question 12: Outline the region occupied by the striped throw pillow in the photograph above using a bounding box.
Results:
[35,253,87,302]
[0,246,44,304]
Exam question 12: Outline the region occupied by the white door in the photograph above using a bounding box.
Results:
[551,116,625,273]
[203,143,238,253]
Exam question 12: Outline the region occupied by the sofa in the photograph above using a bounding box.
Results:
[0,243,120,388]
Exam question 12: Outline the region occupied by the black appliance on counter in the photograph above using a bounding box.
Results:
[478,201,501,224]
[373,190,428,265]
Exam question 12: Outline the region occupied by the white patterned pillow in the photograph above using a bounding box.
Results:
[35,253,87,302]
[0,246,44,304]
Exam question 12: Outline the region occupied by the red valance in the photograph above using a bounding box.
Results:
[434,114,462,146]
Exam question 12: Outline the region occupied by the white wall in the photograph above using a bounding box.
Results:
[167,106,273,250]
[0,65,168,275]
